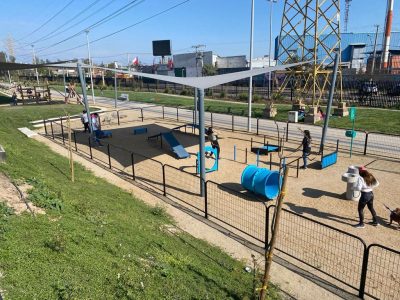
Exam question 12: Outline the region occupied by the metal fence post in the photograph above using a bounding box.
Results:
[211,112,213,127]
[245,148,248,164]
[269,153,272,170]
[162,106,165,119]
[359,245,370,299]
[256,118,259,135]
[162,165,167,196]
[44,120,47,135]
[60,118,65,144]
[140,108,144,122]
[204,181,208,218]
[117,110,120,125]
[88,137,93,159]
[51,121,54,139]
[363,132,369,155]
[265,205,270,248]
[232,115,234,132]
[296,159,300,178]
[73,131,77,151]
[234,145,236,161]
[131,152,135,180]
[286,122,289,142]
[176,107,179,121]
[107,144,111,169]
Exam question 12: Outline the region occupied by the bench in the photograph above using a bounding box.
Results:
[133,127,147,135]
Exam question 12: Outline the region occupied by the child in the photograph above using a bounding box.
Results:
[11,91,18,106]
[81,110,90,133]
[352,168,379,228]
[297,129,311,169]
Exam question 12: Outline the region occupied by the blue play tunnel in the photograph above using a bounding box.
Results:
[241,165,282,199]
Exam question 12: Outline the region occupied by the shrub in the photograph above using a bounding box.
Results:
[252,94,262,102]
[27,178,63,211]
[238,93,248,100]
[220,91,226,98]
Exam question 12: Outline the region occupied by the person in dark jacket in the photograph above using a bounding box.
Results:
[300,129,311,169]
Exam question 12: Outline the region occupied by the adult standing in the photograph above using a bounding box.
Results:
[353,168,379,228]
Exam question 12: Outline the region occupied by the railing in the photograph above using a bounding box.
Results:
[43,114,400,300]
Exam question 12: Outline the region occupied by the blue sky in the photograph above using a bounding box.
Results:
[0,0,397,65]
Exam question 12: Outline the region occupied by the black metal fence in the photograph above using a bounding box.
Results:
[43,115,400,300]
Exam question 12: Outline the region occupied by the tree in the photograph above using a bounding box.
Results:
[202,64,217,76]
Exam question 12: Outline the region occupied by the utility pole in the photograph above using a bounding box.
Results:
[248,0,255,132]
[31,44,39,85]
[371,25,379,75]
[85,30,96,104]
[192,44,206,126]
[268,0,277,100]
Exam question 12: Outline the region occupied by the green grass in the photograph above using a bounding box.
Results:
[51,84,400,134]
[0,102,280,299]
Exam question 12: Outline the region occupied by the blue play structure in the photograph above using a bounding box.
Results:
[241,165,282,199]
[133,127,147,135]
[148,131,190,159]
[161,132,190,159]
[320,139,340,169]
[196,145,219,174]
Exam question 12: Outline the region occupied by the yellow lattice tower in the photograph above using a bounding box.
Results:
[276,0,342,107]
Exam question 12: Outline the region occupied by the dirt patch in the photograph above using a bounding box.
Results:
[0,173,45,215]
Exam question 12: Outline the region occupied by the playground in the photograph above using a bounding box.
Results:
[58,107,400,250]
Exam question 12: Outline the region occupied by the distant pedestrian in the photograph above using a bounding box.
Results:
[353,168,379,228]
[11,91,18,106]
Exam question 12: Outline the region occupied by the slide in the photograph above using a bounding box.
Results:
[162,132,190,159]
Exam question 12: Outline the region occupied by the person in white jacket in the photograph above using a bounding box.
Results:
[353,168,379,228]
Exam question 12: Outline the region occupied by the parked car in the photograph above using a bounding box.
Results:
[359,81,378,95]
[387,83,400,96]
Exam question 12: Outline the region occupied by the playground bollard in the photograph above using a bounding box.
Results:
[286,122,289,142]
[256,118,259,135]
[234,145,236,161]
[88,137,93,159]
[117,110,120,125]
[140,109,144,122]
[363,132,369,155]
[204,181,208,219]
[107,144,111,169]
[176,107,179,121]
[162,106,165,119]
[264,135,266,146]
[162,165,167,196]
[245,148,248,164]
[231,115,234,132]
[296,159,300,178]
[131,153,135,180]
[250,137,253,149]
[73,131,77,151]
[51,122,54,139]
[43,120,47,135]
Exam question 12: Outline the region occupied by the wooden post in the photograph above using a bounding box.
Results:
[259,167,289,300]
[67,115,75,182]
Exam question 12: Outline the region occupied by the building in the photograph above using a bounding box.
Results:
[275,31,400,72]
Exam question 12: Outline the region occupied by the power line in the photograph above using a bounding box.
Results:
[30,0,100,45]
[16,0,75,42]
[33,0,116,45]
[32,0,143,54]
[23,0,190,59]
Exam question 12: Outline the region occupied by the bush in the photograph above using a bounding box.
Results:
[220,91,226,98]
[238,93,248,100]
[164,87,171,94]
[27,178,63,211]
[252,94,262,102]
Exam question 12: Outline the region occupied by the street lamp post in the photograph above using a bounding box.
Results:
[248,0,255,132]
[31,44,39,85]
[268,0,277,100]
[85,30,96,104]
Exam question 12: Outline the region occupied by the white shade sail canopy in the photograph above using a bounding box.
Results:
[53,61,309,90]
